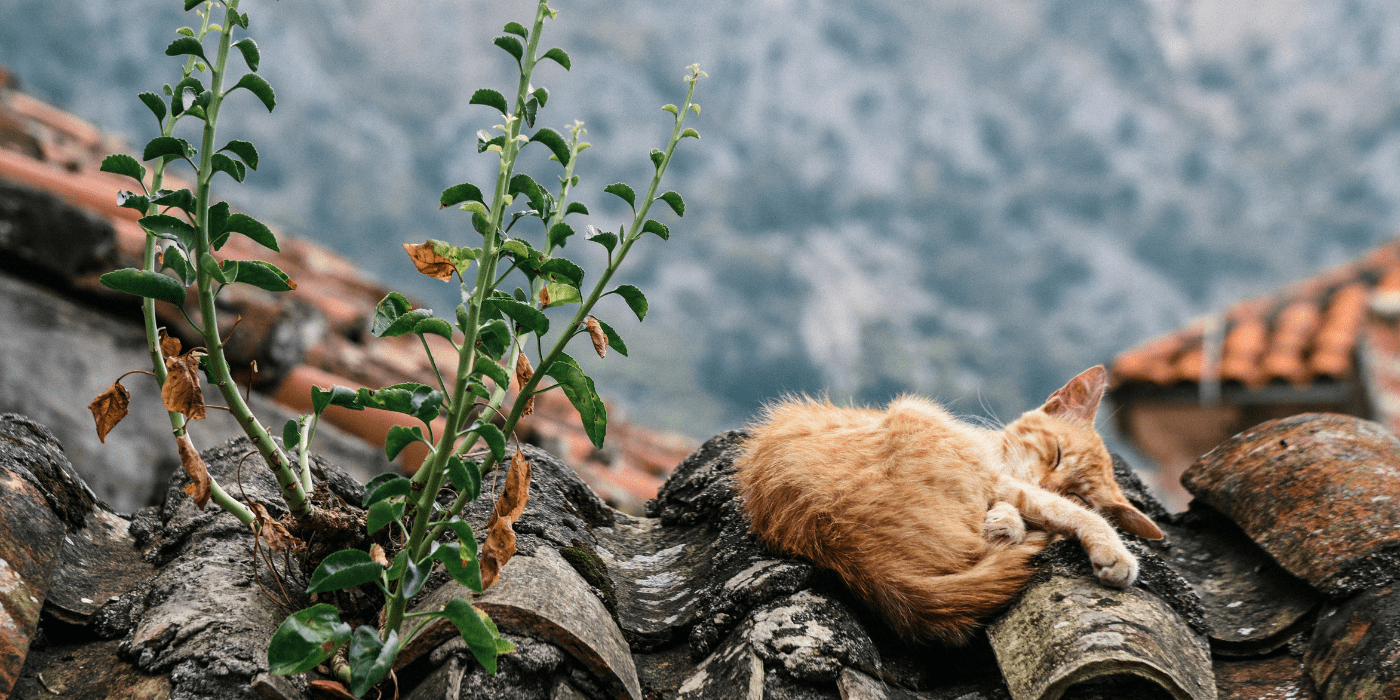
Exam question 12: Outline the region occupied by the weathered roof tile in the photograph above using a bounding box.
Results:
[1303,584,1400,700]
[1181,413,1400,598]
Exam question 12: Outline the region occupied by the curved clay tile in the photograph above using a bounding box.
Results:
[1378,266,1400,292]
[1260,301,1321,386]
[1111,335,1188,386]
[1310,284,1368,378]
[1219,317,1269,387]
[1173,345,1205,384]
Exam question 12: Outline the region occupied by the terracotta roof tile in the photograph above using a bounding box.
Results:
[1112,238,1400,389]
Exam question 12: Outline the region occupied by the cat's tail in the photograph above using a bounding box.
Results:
[855,532,1051,645]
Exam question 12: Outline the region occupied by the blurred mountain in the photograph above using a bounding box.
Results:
[6,0,1400,438]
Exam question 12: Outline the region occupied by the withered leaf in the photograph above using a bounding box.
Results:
[480,450,531,590]
[158,327,182,360]
[162,350,207,421]
[538,285,551,307]
[307,680,357,700]
[403,241,455,281]
[88,381,131,443]
[586,317,608,359]
[249,501,305,553]
[177,434,212,509]
[514,352,535,416]
[370,543,390,567]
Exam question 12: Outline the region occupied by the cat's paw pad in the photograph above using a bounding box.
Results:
[983,502,1026,545]
[1091,546,1138,588]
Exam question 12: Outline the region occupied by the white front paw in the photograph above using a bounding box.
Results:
[983,502,1026,545]
[1090,542,1138,588]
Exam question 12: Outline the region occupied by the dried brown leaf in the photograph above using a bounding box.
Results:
[88,381,131,443]
[480,450,531,590]
[162,350,207,421]
[249,501,305,553]
[403,241,455,281]
[177,433,212,509]
[514,352,535,416]
[158,328,182,361]
[586,317,608,359]
[538,285,551,307]
[370,543,389,567]
[308,680,357,700]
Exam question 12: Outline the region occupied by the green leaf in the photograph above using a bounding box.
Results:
[543,282,581,307]
[541,47,571,70]
[228,73,276,112]
[99,269,186,306]
[116,191,150,214]
[441,182,484,209]
[661,104,679,116]
[363,473,412,507]
[216,259,239,284]
[446,457,481,501]
[347,627,399,698]
[649,148,665,170]
[378,308,434,338]
[366,498,406,534]
[233,11,249,29]
[472,422,506,463]
[307,549,382,594]
[523,97,538,129]
[138,92,167,126]
[415,317,455,341]
[150,188,197,216]
[139,214,198,253]
[657,190,685,217]
[503,21,528,38]
[610,284,648,321]
[218,140,259,170]
[586,226,617,254]
[593,318,629,357]
[208,201,230,246]
[143,136,193,163]
[202,252,230,284]
[565,201,589,217]
[165,36,208,62]
[443,599,504,675]
[469,89,509,115]
[222,212,279,251]
[232,37,260,72]
[509,174,545,210]
[210,153,246,183]
[384,425,426,462]
[642,219,670,241]
[544,353,607,449]
[604,182,636,209]
[183,0,202,11]
[473,352,511,391]
[231,260,295,292]
[161,246,196,285]
[682,127,700,140]
[282,419,300,452]
[312,384,363,414]
[434,542,483,593]
[477,132,506,154]
[267,604,351,675]
[529,128,570,166]
[476,318,511,357]
[100,154,146,184]
[373,292,412,336]
[493,297,549,335]
[399,549,433,598]
[356,384,445,422]
[494,36,524,63]
[547,222,574,249]
[538,257,583,286]
[532,86,549,107]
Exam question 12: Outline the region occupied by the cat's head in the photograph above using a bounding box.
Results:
[1005,365,1164,540]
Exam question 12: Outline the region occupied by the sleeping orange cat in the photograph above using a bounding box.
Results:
[734,365,1163,643]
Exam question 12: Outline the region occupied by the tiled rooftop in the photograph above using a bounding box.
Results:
[0,67,693,513]
[1110,241,1400,390]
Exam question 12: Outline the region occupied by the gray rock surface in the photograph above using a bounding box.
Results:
[0,178,115,281]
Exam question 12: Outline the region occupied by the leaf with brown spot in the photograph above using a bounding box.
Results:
[370,543,389,567]
[480,450,531,590]
[88,381,131,443]
[514,352,535,416]
[177,434,212,509]
[158,327,182,361]
[586,317,608,359]
[403,241,455,281]
[249,501,305,553]
[162,350,207,421]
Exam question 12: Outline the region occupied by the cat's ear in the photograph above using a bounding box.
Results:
[1103,501,1165,540]
[1043,365,1108,423]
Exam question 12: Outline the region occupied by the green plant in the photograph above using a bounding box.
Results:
[90,0,302,527]
[259,2,704,695]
